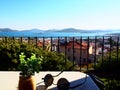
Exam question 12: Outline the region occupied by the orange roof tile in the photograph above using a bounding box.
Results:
[60,41,88,49]
[37,42,43,47]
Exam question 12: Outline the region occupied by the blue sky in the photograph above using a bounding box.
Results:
[0,0,120,30]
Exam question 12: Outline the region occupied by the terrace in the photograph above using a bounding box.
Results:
[0,36,120,90]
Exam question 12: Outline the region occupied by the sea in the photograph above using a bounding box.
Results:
[0,30,120,38]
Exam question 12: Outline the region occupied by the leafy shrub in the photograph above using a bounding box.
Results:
[41,51,73,71]
[95,52,120,73]
[96,60,120,72]
[103,79,120,90]
[0,37,73,71]
[92,51,120,90]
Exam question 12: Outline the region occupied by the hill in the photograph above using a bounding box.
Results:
[0,28,17,32]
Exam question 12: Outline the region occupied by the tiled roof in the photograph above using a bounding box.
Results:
[60,41,88,49]
[37,41,43,47]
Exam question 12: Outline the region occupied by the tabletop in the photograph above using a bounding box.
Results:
[0,71,99,90]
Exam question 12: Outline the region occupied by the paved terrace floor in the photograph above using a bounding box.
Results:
[0,71,99,90]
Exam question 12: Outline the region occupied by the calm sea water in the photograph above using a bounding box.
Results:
[24,30,120,37]
[0,30,120,37]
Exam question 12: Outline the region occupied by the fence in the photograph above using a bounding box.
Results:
[1,36,120,71]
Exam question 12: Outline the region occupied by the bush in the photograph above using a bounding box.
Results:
[41,51,73,71]
[103,79,120,90]
[95,51,120,74]
[0,38,73,71]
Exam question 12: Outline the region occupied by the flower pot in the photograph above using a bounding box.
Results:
[18,75,36,90]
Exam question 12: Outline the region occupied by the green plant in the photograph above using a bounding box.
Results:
[101,78,120,90]
[41,51,74,71]
[0,37,74,71]
[18,52,43,77]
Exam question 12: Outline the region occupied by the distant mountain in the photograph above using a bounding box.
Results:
[0,28,120,37]
[44,29,57,33]
[0,28,119,33]
[20,29,44,33]
[0,28,44,33]
[0,28,45,37]
[0,28,17,32]
[53,28,81,33]
[52,28,107,33]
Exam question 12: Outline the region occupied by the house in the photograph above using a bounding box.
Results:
[90,43,100,55]
[58,41,93,65]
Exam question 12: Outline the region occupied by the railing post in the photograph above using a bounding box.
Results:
[57,37,60,53]
[109,36,112,62]
[79,37,82,71]
[28,37,30,45]
[65,37,67,63]
[20,37,23,43]
[12,36,15,44]
[35,37,38,48]
[43,37,45,49]
[94,36,97,69]
[51,37,52,51]
[117,36,119,61]
[12,36,15,41]
[87,37,89,70]
[102,36,104,62]
[5,36,8,43]
[72,37,75,65]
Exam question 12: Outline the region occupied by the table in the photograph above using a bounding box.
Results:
[0,71,99,90]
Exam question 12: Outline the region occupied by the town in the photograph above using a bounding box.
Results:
[36,36,120,69]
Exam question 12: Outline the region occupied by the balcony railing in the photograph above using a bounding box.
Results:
[0,36,120,71]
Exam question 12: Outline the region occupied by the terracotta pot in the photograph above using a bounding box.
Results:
[18,76,36,90]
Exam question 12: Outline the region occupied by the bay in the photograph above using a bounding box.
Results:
[0,30,120,37]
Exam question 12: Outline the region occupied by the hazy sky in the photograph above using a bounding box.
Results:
[0,0,120,30]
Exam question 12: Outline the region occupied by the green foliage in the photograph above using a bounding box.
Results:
[96,60,120,73]
[18,52,43,76]
[94,50,120,90]
[95,50,120,73]
[0,37,73,71]
[41,51,73,71]
[0,39,21,70]
[101,79,120,90]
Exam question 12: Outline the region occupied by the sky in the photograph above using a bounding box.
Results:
[0,0,120,30]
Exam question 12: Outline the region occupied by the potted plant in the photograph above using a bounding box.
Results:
[18,52,43,90]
